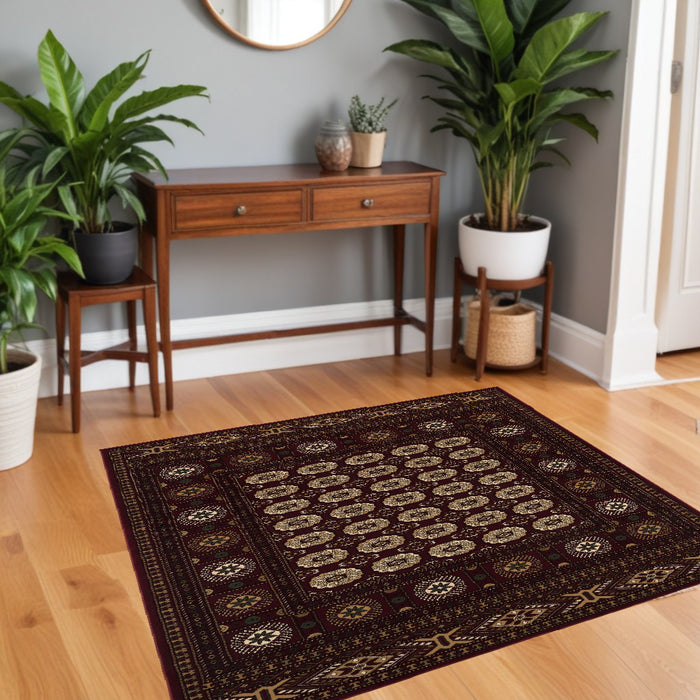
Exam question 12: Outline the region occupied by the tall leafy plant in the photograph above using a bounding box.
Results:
[385,0,617,231]
[0,30,208,233]
[0,132,83,374]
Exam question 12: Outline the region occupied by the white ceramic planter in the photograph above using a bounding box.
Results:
[458,214,551,280]
[0,348,42,470]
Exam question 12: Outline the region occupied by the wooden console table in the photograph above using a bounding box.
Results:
[134,162,444,409]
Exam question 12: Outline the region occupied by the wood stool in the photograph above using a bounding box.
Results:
[56,266,161,432]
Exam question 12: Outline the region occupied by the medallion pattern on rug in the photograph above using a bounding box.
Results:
[102,388,700,700]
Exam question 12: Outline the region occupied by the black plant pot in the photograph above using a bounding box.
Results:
[74,223,138,285]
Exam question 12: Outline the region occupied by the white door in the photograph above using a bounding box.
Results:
[656,0,700,353]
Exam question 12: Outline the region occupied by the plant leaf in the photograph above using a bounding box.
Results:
[395,0,489,54]
[472,0,515,66]
[41,145,69,177]
[82,53,149,132]
[113,183,146,223]
[525,0,574,34]
[536,144,572,166]
[0,85,55,132]
[384,39,465,72]
[37,30,83,139]
[508,0,545,34]
[514,12,609,82]
[112,85,208,125]
[528,88,610,134]
[542,49,619,84]
[494,78,541,107]
[551,111,600,140]
[429,3,490,55]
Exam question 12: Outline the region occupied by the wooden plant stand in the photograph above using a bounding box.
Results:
[55,267,161,432]
[451,258,554,380]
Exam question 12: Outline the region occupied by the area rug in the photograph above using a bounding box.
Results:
[101,387,700,700]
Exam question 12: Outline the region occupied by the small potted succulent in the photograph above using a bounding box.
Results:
[347,94,398,168]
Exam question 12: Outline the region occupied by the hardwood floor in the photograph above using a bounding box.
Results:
[1,349,699,699]
[656,348,700,382]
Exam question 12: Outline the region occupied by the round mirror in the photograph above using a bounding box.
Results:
[201,0,352,50]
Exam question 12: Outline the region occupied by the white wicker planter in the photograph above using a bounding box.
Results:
[0,348,42,470]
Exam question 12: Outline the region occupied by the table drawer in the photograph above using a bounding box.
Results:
[312,181,431,222]
[173,189,303,231]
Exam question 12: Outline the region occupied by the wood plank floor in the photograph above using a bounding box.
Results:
[1,349,699,699]
[656,348,700,382]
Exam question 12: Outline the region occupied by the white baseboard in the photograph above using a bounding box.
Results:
[29,297,451,398]
[600,319,665,391]
[532,304,607,385]
[26,295,611,399]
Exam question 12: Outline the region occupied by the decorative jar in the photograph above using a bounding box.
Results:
[314,120,352,171]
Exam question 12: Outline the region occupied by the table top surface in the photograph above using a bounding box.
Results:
[133,161,445,189]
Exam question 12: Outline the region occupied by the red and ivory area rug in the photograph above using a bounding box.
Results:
[102,388,700,700]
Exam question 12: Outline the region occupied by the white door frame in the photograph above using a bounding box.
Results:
[655,0,700,354]
[602,0,678,390]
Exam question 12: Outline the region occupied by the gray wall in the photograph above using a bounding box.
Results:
[1,0,631,337]
[525,0,632,332]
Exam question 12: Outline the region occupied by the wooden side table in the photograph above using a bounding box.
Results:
[451,258,554,380]
[55,267,161,432]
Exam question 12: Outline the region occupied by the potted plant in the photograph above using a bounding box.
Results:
[385,0,617,279]
[0,134,83,469]
[347,94,397,168]
[0,30,208,284]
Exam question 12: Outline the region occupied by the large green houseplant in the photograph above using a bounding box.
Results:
[0,133,83,468]
[0,30,208,284]
[385,0,617,279]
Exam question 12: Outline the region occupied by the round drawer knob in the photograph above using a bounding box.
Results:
[235,205,247,216]
[361,198,374,208]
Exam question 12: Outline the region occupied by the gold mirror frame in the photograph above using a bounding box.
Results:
[201,0,353,50]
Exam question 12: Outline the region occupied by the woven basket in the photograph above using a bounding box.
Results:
[465,298,536,367]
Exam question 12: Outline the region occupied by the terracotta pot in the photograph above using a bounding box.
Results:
[350,131,386,168]
[458,214,551,280]
[0,348,42,470]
